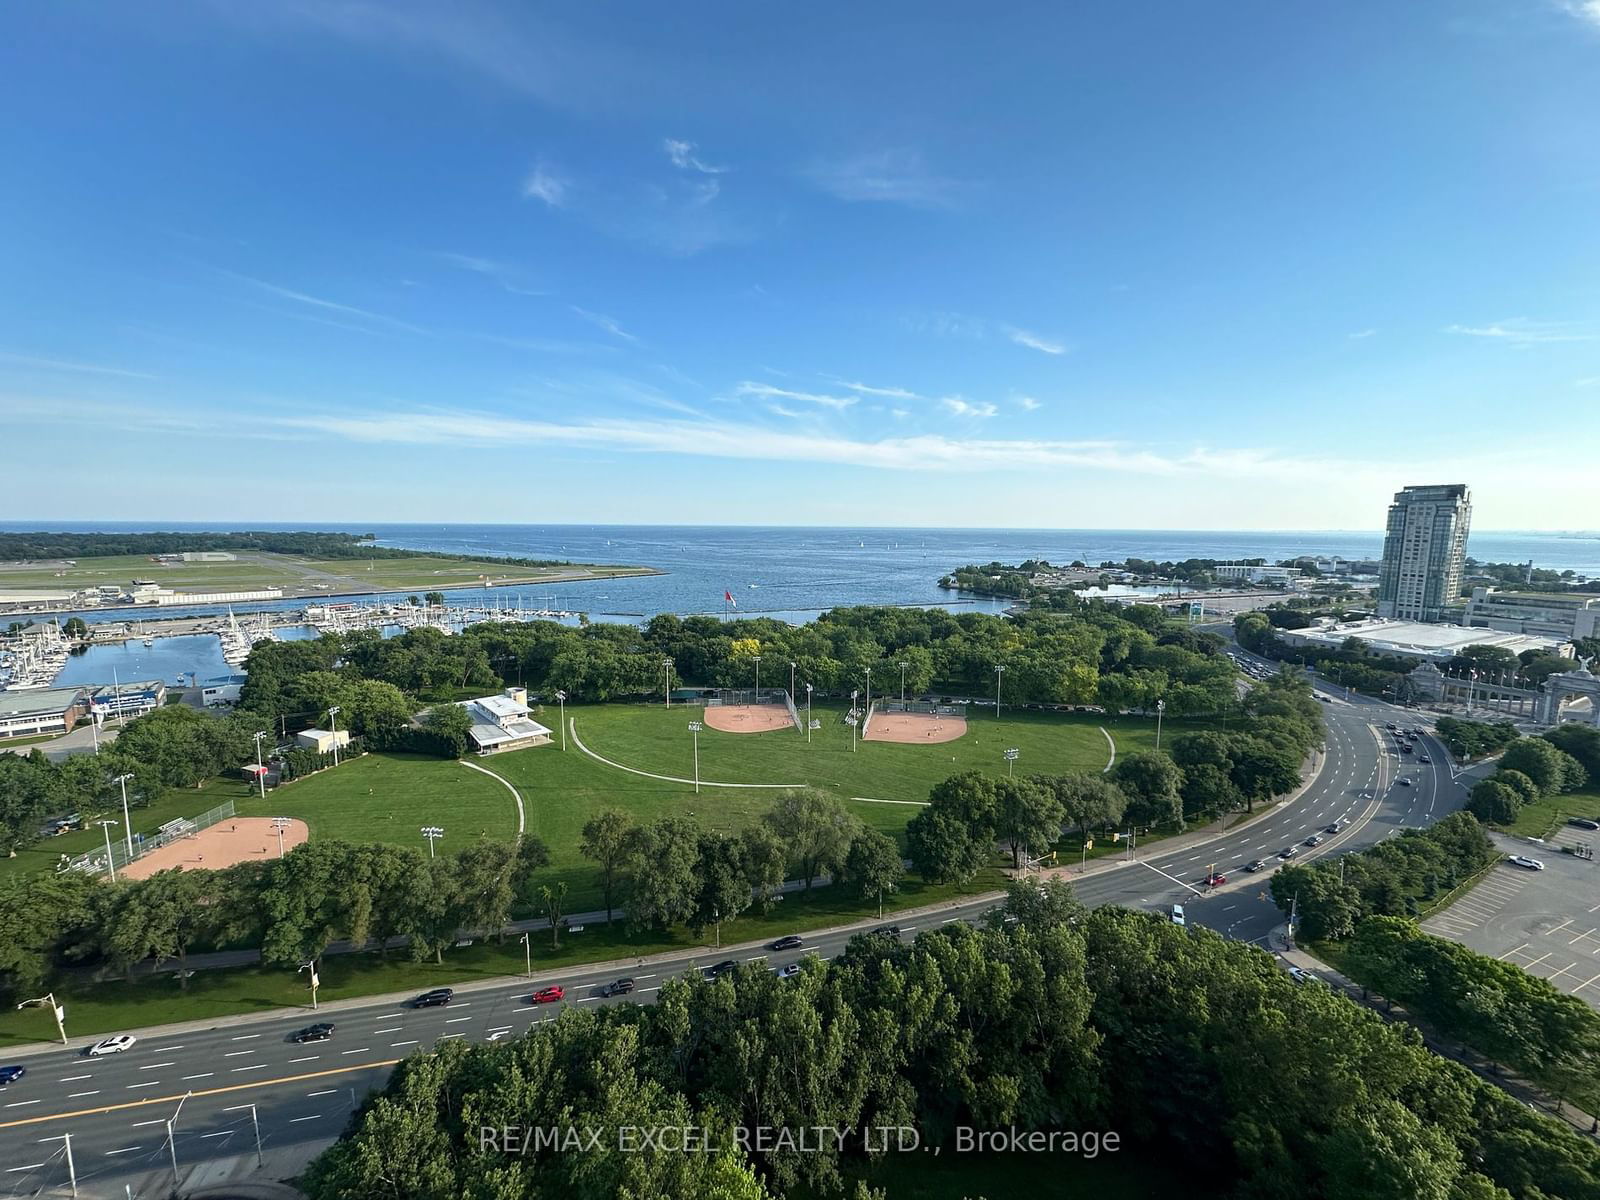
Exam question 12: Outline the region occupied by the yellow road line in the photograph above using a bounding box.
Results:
[0,1059,401,1130]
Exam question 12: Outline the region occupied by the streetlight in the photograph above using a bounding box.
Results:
[114,772,135,857]
[95,819,118,882]
[1155,698,1166,752]
[555,690,567,751]
[662,659,673,708]
[1003,748,1019,777]
[421,825,444,858]
[299,960,320,1009]
[271,816,291,857]
[327,706,342,766]
[520,931,532,978]
[994,664,1006,718]
[42,1133,77,1197]
[789,660,796,703]
[16,992,67,1044]
[804,683,813,743]
[899,660,908,705]
[688,721,702,793]
[166,1090,193,1191]
[252,730,270,800]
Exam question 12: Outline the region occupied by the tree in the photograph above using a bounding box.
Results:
[62,616,87,639]
[1543,723,1600,780]
[1037,773,1125,836]
[624,816,701,932]
[992,776,1063,869]
[1468,779,1521,825]
[580,810,634,924]
[691,833,749,941]
[1108,751,1184,828]
[1500,738,1584,795]
[424,591,447,607]
[906,806,989,884]
[422,703,473,759]
[539,881,567,950]
[763,789,858,892]
[839,828,902,914]
[736,824,788,915]
[451,842,517,941]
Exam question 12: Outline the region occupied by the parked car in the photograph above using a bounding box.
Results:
[530,986,565,1005]
[412,988,454,1008]
[1507,855,1545,871]
[600,978,635,997]
[769,934,805,951]
[1567,817,1600,831]
[1170,904,1186,926]
[0,1065,25,1086]
[1202,872,1227,886]
[86,1035,137,1057]
[290,1022,335,1043]
[1245,859,1267,872]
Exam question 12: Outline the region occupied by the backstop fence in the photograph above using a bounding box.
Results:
[881,699,965,717]
[703,687,802,734]
[60,798,238,878]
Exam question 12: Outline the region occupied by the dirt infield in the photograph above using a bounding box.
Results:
[701,703,796,734]
[120,816,310,880]
[864,711,968,744]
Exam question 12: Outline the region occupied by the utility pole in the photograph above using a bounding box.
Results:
[327,706,342,766]
[556,691,567,751]
[994,664,1006,718]
[253,731,269,799]
[47,1132,77,1197]
[114,772,135,857]
[688,721,702,793]
[789,660,796,704]
[249,1103,264,1167]
[166,1091,193,1193]
[849,691,859,752]
[864,666,872,717]
[96,819,118,882]
[753,654,762,695]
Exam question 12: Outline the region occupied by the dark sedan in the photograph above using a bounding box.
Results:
[290,1022,335,1043]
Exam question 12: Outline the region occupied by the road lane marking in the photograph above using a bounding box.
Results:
[230,1033,261,1041]
[57,1075,91,1082]
[139,1062,176,1070]
[67,1092,98,1099]
[438,1032,464,1039]
[307,1089,337,1097]
[4,1163,44,1173]
[131,1118,165,1127]
[4,1100,41,1108]
[181,1073,213,1081]
[290,1114,321,1123]
[231,1064,267,1072]
[125,1082,161,1089]
[390,1041,418,1047]
[152,1045,184,1052]
[222,1051,254,1058]
[104,1146,141,1156]
[445,1016,472,1023]
[340,1048,371,1055]
[373,1027,401,1034]
[200,1131,233,1139]
[289,1056,319,1063]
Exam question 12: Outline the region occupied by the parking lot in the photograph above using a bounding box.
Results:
[1423,834,1600,1010]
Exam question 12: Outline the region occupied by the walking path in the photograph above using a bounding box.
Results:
[1099,726,1115,772]
[459,759,525,837]
[569,717,803,789]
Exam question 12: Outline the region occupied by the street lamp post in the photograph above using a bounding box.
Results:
[16,992,67,1044]
[271,816,291,857]
[114,772,135,858]
[299,960,320,1009]
[556,690,567,751]
[1155,698,1166,752]
[252,730,269,800]
[994,664,1006,718]
[1004,747,1019,777]
[663,659,672,708]
[44,1133,77,1197]
[520,931,532,978]
[95,819,118,882]
[688,721,702,793]
[421,825,444,858]
[327,706,342,766]
[899,660,908,705]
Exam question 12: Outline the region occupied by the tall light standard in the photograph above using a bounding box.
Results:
[114,772,135,857]
[804,683,813,743]
[864,666,872,717]
[662,659,673,708]
[994,664,1006,718]
[753,654,762,695]
[299,960,320,1009]
[1004,747,1019,777]
[519,931,532,978]
[1155,698,1166,752]
[327,706,342,766]
[555,690,567,751]
[899,660,908,705]
[688,721,702,793]
[95,819,118,882]
[789,660,796,703]
[271,816,291,857]
[16,992,67,1044]
[252,731,269,800]
[848,690,859,752]
[421,825,444,858]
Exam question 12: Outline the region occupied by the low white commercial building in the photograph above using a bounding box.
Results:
[151,588,283,606]
[1463,588,1600,642]
[457,686,552,755]
[201,674,248,706]
[1275,617,1569,664]
[86,680,166,719]
[0,687,87,738]
[1214,565,1304,587]
[295,728,352,754]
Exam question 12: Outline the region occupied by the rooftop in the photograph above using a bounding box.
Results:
[0,687,85,715]
[1286,618,1564,659]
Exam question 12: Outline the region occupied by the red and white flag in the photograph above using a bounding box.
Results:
[724,590,737,607]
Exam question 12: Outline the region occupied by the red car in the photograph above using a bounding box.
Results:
[1203,873,1227,886]
[530,986,565,1005]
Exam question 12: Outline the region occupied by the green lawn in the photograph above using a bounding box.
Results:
[0,788,242,884]
[1500,787,1600,839]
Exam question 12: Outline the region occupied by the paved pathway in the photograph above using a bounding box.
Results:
[457,759,524,837]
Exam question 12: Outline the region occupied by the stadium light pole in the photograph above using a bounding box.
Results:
[556,691,567,751]
[753,654,762,694]
[864,666,872,716]
[1004,747,1019,778]
[789,660,796,703]
[421,825,444,858]
[327,706,342,766]
[252,731,269,799]
[1155,699,1166,752]
[663,659,672,708]
[271,816,291,857]
[994,664,1006,718]
[95,819,118,882]
[805,683,813,743]
[114,772,135,857]
[688,721,702,793]
[849,690,859,752]
[899,660,908,705]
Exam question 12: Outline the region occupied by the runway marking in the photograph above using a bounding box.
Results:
[0,1059,404,1130]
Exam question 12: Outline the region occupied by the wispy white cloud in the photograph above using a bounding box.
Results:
[1016,395,1042,411]
[570,306,638,344]
[0,352,157,381]
[219,268,428,334]
[664,138,726,174]
[522,161,570,208]
[1005,326,1068,356]
[941,397,999,419]
[1348,328,1378,340]
[828,377,924,400]
[1444,319,1594,346]
[1557,1,1600,30]
[804,149,966,209]
[1577,376,1600,388]
[435,252,549,297]
[735,381,858,411]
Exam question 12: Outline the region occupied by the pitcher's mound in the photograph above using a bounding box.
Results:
[120,817,310,880]
[702,704,795,734]
[864,712,968,744]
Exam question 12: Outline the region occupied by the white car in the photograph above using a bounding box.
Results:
[86,1035,137,1057]
[777,963,802,979]
[1170,904,1186,927]
[1507,855,1545,871]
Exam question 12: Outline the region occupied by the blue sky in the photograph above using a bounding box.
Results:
[3,1,1599,529]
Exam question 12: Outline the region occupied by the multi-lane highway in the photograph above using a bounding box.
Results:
[0,660,1470,1198]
